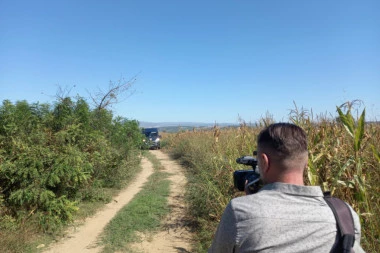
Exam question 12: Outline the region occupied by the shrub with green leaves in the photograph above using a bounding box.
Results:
[0,97,143,233]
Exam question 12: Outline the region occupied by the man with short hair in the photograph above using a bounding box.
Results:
[208,123,365,253]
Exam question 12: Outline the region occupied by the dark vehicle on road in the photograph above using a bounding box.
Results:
[142,128,161,149]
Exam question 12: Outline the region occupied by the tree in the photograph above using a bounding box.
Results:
[90,76,137,111]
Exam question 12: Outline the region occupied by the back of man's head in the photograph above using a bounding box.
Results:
[257,123,308,175]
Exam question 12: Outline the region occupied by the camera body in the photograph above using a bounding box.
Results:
[233,156,261,192]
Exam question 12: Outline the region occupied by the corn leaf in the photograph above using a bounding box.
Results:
[307,156,319,186]
[371,144,380,164]
[354,109,365,152]
[336,106,354,137]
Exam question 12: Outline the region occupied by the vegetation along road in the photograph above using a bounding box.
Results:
[43,150,193,253]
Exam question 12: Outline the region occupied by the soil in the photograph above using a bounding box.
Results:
[43,150,193,253]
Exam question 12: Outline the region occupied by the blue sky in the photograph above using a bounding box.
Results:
[1,0,379,123]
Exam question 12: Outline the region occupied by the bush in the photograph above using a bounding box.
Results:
[0,97,143,234]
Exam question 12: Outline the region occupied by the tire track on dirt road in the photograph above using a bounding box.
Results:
[44,150,193,253]
[130,150,193,253]
[44,157,154,253]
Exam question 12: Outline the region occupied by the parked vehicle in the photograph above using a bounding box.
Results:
[142,128,161,149]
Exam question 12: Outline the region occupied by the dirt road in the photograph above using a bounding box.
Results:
[129,151,193,253]
[44,150,193,253]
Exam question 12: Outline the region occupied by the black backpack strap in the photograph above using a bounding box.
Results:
[324,192,355,253]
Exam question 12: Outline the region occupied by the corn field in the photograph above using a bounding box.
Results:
[163,105,379,253]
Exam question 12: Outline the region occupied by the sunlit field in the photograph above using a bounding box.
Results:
[162,105,379,252]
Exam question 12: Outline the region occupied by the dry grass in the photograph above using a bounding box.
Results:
[163,109,379,252]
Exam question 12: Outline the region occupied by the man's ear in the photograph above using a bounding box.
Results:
[261,153,270,174]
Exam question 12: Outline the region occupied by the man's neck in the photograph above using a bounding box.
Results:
[267,173,304,186]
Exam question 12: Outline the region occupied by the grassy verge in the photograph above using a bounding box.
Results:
[99,151,171,252]
[75,154,144,221]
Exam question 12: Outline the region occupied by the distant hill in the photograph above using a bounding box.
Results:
[139,121,239,133]
[139,121,236,128]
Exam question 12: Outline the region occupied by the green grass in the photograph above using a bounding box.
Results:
[75,157,144,222]
[99,152,171,252]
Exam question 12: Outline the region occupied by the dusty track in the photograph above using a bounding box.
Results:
[129,150,193,253]
[43,150,193,253]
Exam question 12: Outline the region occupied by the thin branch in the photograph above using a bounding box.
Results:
[89,75,137,111]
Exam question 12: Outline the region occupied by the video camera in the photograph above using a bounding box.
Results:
[233,153,261,193]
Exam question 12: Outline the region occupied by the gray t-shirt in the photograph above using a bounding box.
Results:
[208,183,365,253]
